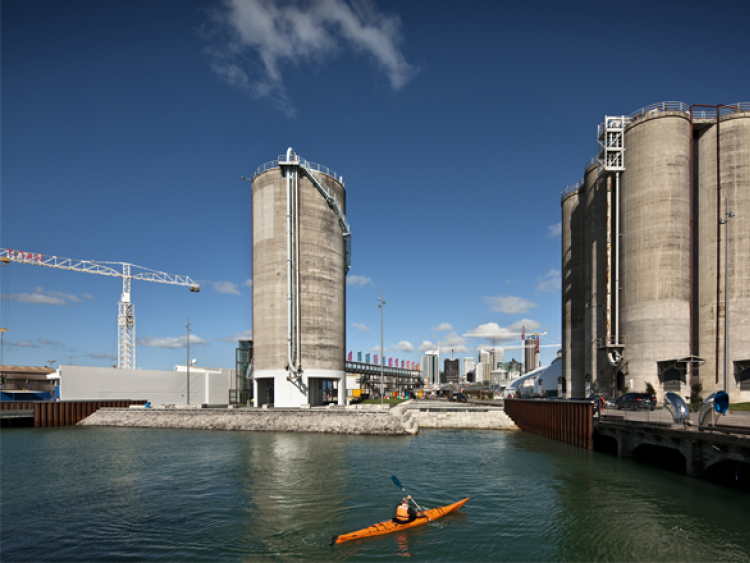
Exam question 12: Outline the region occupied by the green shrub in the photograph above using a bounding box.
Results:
[690,382,703,405]
[645,382,656,397]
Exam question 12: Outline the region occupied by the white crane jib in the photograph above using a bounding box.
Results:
[1,249,200,370]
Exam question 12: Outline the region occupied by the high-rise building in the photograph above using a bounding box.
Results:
[478,350,492,384]
[421,351,439,387]
[524,337,539,373]
[464,357,476,380]
[475,362,485,384]
[444,358,460,384]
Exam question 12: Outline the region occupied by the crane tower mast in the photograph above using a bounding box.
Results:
[1,249,200,370]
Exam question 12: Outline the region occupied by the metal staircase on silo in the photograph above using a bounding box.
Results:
[596,116,629,369]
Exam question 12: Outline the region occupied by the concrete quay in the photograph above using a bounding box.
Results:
[407,400,517,430]
[78,404,418,435]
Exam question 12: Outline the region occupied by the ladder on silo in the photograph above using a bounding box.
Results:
[597,116,629,372]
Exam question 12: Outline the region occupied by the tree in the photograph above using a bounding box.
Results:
[690,381,703,405]
[645,382,656,398]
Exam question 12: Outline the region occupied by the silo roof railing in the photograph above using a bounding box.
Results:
[692,102,750,119]
[628,101,690,120]
[561,179,584,200]
[253,156,344,184]
[585,156,597,170]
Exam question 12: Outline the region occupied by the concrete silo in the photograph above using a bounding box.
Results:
[582,161,613,395]
[561,179,585,397]
[697,106,750,401]
[251,149,351,407]
[620,111,692,398]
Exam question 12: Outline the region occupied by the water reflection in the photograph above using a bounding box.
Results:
[1,427,749,562]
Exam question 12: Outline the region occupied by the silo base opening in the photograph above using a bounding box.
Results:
[735,360,750,392]
[255,378,274,407]
[308,378,339,406]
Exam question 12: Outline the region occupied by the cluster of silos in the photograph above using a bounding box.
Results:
[251,149,348,407]
[561,103,750,402]
[697,109,750,399]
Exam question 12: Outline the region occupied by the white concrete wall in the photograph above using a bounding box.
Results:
[59,366,233,404]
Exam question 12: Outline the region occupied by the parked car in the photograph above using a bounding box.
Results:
[614,392,656,411]
[451,393,468,403]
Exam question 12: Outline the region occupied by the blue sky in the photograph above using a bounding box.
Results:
[2,0,748,371]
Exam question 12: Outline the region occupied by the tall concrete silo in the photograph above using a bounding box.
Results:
[620,111,691,397]
[697,107,750,401]
[582,162,612,394]
[561,179,585,397]
[252,149,351,407]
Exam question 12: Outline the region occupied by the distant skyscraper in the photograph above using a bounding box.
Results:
[475,362,485,384]
[478,350,492,383]
[444,358,459,384]
[422,351,439,386]
[524,337,539,373]
[464,357,476,380]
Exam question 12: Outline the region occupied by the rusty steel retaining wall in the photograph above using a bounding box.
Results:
[0,400,146,427]
[504,399,594,449]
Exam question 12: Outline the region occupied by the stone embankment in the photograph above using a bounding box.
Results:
[408,404,517,430]
[78,405,418,436]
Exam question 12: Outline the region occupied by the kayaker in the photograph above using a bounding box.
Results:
[394,496,425,523]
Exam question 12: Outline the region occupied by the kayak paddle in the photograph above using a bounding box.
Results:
[391,475,431,522]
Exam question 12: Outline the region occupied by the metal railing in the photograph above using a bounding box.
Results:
[253,156,345,184]
[561,179,584,200]
[628,101,690,120]
[585,156,597,170]
[692,102,750,119]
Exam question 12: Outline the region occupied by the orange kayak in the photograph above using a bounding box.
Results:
[332,498,469,544]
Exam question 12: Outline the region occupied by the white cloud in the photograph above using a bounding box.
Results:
[137,335,210,349]
[547,222,562,238]
[464,320,541,344]
[431,323,452,332]
[369,345,388,353]
[81,293,94,301]
[438,332,469,354]
[217,329,253,343]
[417,333,468,354]
[206,0,416,116]
[212,281,241,295]
[9,286,85,306]
[351,322,370,331]
[38,288,82,303]
[10,292,67,306]
[392,340,414,353]
[10,338,63,348]
[347,275,373,287]
[509,319,541,332]
[483,295,538,314]
[537,269,561,293]
[243,278,253,288]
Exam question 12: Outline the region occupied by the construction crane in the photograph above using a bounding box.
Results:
[1,248,199,370]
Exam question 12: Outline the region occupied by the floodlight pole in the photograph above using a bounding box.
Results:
[186,318,191,405]
[378,293,386,405]
[720,197,735,392]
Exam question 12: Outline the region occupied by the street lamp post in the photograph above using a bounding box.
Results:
[378,292,386,406]
[186,318,191,405]
[720,197,735,392]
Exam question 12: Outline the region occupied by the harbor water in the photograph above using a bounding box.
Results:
[2,426,749,562]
